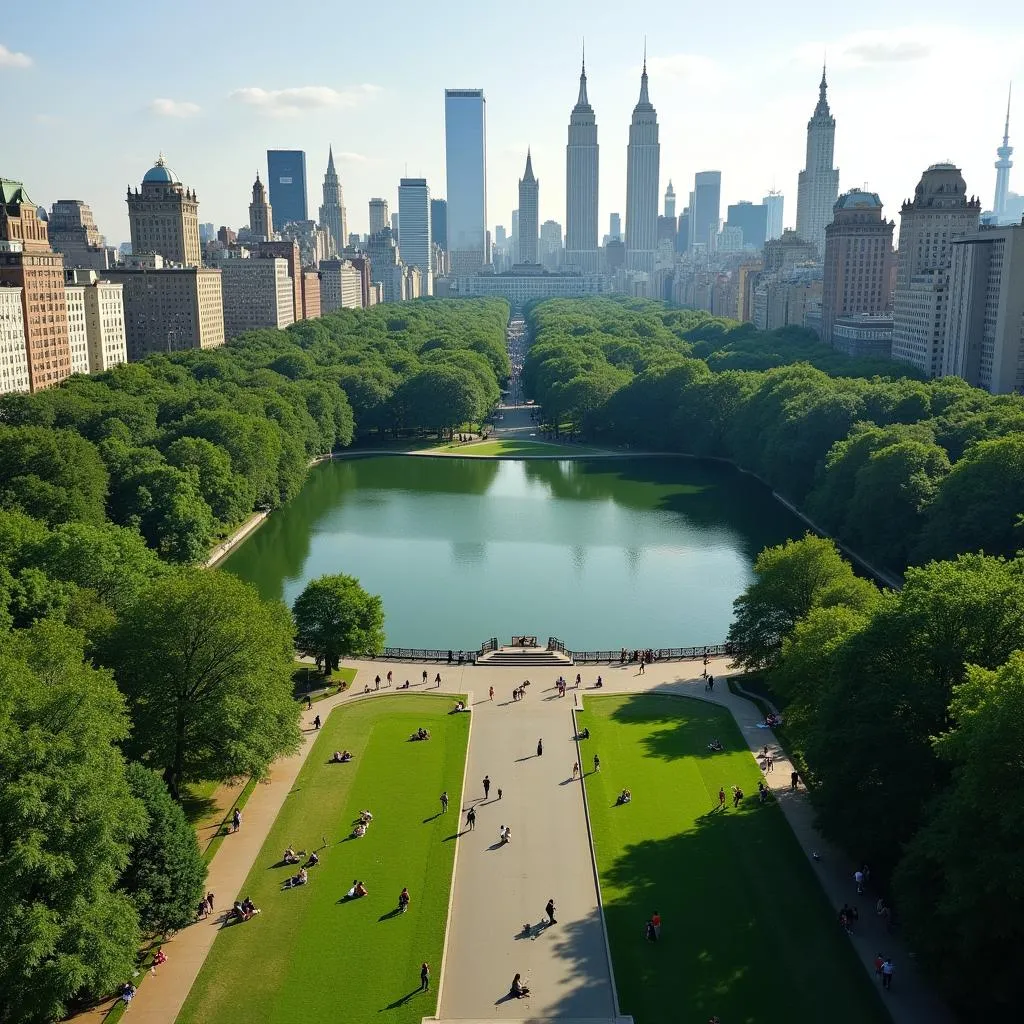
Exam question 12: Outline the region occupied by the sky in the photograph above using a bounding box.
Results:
[4,0,1024,247]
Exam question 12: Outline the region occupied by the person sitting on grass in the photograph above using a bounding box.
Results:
[452,700,465,713]
[352,822,367,839]
[120,982,136,1006]
[358,810,373,824]
[331,750,352,763]
[579,727,590,740]
[345,879,368,899]
[242,896,260,918]
[305,851,319,868]
[616,789,632,805]
[284,867,308,888]
[707,738,724,752]
[398,887,411,912]
[283,846,301,864]
[510,973,530,998]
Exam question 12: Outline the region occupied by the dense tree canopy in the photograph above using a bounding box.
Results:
[293,574,386,672]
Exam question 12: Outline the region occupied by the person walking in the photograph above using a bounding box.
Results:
[707,675,714,693]
[313,714,321,730]
[593,754,601,773]
[466,807,476,831]
[420,962,430,992]
[537,738,543,757]
[483,775,491,800]
[387,670,393,687]
[497,787,503,800]
[422,670,428,685]
[791,770,800,790]
[435,672,441,688]
[489,686,494,701]
[232,808,241,833]
[440,791,449,813]
[638,659,645,675]
[545,898,557,925]
[881,959,894,991]
[375,674,380,690]
[572,762,580,779]
[718,787,726,810]
[206,891,215,912]
[854,869,865,894]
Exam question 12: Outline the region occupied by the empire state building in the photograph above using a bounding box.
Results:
[625,56,660,276]
[565,54,599,273]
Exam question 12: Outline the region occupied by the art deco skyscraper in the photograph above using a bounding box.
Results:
[795,67,840,258]
[664,180,676,219]
[517,150,539,264]
[249,173,273,241]
[318,148,347,257]
[565,54,599,273]
[369,198,389,236]
[625,55,660,276]
[993,85,1013,222]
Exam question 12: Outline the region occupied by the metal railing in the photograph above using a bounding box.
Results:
[368,647,476,664]
[546,636,567,654]
[569,643,732,665]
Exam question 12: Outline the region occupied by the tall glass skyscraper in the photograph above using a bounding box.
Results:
[430,198,448,251]
[266,150,308,232]
[444,89,487,275]
[691,171,722,251]
[398,178,432,295]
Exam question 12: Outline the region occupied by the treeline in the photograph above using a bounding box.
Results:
[523,296,1024,573]
[0,298,508,563]
[728,535,1024,1018]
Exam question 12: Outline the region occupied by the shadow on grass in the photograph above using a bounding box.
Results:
[380,987,422,1010]
[179,790,219,824]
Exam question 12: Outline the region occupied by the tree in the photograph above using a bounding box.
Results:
[165,436,255,526]
[119,764,207,935]
[0,621,143,1023]
[293,574,385,673]
[104,570,301,798]
[893,653,1024,1016]
[727,534,879,671]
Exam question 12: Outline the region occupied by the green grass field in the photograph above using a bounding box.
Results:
[578,694,888,1024]
[431,438,604,457]
[176,695,469,1024]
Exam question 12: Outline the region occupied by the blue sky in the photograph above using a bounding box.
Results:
[3,0,1023,245]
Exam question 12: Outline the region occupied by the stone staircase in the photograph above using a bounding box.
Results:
[476,646,574,667]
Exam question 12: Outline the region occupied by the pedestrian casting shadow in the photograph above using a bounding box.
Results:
[513,920,551,941]
[423,813,441,823]
[560,777,579,786]
[494,991,520,1005]
[488,840,507,851]
[514,755,537,762]
[380,987,422,1010]
[378,908,403,921]
[443,832,462,841]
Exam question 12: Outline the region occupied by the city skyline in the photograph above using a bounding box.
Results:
[3,1,1023,245]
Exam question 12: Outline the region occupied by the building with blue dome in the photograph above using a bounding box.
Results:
[126,154,201,266]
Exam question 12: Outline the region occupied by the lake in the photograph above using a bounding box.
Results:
[222,455,805,650]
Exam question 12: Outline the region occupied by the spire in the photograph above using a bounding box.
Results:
[327,146,336,174]
[577,42,589,107]
[813,63,831,118]
[523,148,536,183]
[1005,83,1013,147]
[636,45,651,109]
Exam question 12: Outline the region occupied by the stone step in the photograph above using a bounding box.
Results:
[477,648,573,666]
[424,1018,633,1024]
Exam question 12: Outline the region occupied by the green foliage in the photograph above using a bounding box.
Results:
[0,621,144,1024]
[293,573,386,672]
[119,764,207,935]
[104,569,301,798]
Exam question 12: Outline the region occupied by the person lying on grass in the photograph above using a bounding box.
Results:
[331,750,352,762]
[616,789,632,805]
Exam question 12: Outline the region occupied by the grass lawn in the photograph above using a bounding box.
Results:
[176,694,469,1024]
[578,694,888,1024]
[431,438,605,458]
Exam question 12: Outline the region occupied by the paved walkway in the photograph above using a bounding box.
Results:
[105,656,950,1024]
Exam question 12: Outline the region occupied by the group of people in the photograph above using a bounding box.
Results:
[345,879,369,899]
[644,910,662,942]
[196,890,217,919]
[620,648,655,664]
[838,903,860,934]
[331,749,352,763]
[352,809,373,838]
[451,700,467,713]
[410,727,431,741]
[512,681,531,701]
[231,896,261,922]
[616,788,632,805]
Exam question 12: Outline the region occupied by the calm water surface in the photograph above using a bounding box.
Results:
[223,456,805,649]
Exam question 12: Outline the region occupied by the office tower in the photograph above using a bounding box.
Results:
[104,255,225,360]
[540,219,562,271]
[318,148,347,257]
[511,210,520,264]
[199,222,216,245]
[795,67,840,257]
[366,227,401,302]
[278,220,331,269]
[821,190,895,348]
[266,150,308,231]
[0,177,71,390]
[566,53,599,273]
[430,198,448,251]
[319,259,364,312]
[944,222,1024,392]
[302,272,320,319]
[257,239,303,327]
[763,229,817,273]
[657,215,677,248]
[220,256,295,338]
[677,207,690,253]
[127,155,201,266]
[609,212,621,241]
[68,269,127,372]
[391,212,400,238]
[725,201,768,249]
[445,89,488,274]
[891,163,981,376]
[764,191,784,241]
[517,151,539,264]
[992,86,1013,223]
[625,56,660,275]
[398,178,432,294]
[369,198,390,236]
[65,281,89,374]
[0,286,30,393]
[691,172,722,251]
[49,199,111,270]
[217,226,237,246]
[664,180,676,219]
[249,173,273,241]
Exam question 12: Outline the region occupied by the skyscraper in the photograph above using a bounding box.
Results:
[369,198,389,236]
[609,213,621,241]
[691,172,722,250]
[398,178,432,294]
[664,180,676,219]
[821,190,894,348]
[565,53,599,273]
[891,163,981,377]
[725,201,768,249]
[127,155,201,266]
[266,150,308,231]
[517,150,539,264]
[445,89,488,274]
[764,191,784,241]
[795,67,840,257]
[993,86,1014,223]
[49,199,110,270]
[625,55,660,275]
[540,219,562,271]
[430,198,448,251]
[318,147,347,257]
[249,173,273,241]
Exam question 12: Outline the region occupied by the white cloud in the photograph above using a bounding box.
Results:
[645,53,724,87]
[229,84,381,116]
[844,39,930,64]
[0,43,32,68]
[148,98,201,118]
[332,151,367,163]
